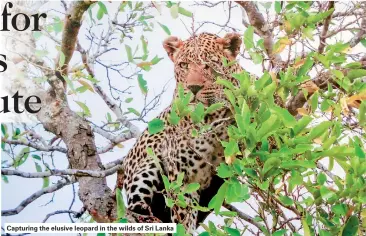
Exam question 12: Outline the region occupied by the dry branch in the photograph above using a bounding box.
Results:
[2,178,77,216]
[236,1,283,67]
[318,2,334,53]
[2,165,121,178]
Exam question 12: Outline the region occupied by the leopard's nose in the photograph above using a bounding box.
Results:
[188,85,203,95]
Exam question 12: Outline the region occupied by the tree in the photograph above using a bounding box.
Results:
[1,1,366,236]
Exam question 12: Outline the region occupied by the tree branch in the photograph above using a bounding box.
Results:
[349,13,366,47]
[236,1,283,67]
[224,203,270,236]
[2,165,121,178]
[56,1,94,87]
[1,178,77,216]
[318,2,335,53]
[2,139,67,153]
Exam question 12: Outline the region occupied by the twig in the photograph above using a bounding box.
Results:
[2,178,77,216]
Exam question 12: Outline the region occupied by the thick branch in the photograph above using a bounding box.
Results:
[56,1,93,86]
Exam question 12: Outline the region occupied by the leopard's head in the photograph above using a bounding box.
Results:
[163,32,243,106]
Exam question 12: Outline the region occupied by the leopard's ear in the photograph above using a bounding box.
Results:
[217,33,242,60]
[163,36,184,62]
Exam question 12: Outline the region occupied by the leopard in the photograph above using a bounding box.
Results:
[117,32,244,233]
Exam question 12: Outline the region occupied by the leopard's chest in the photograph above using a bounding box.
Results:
[159,125,224,189]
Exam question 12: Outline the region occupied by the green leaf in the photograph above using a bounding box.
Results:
[293,116,312,135]
[308,121,332,140]
[217,163,234,178]
[170,4,179,19]
[341,215,359,236]
[208,182,228,214]
[360,39,366,48]
[298,56,314,77]
[97,7,104,20]
[248,51,263,64]
[257,114,280,140]
[279,195,294,206]
[97,2,108,20]
[141,36,148,57]
[320,186,336,200]
[347,69,366,80]
[281,160,316,169]
[75,101,91,117]
[151,55,163,65]
[224,227,240,236]
[165,197,174,208]
[178,7,193,17]
[174,224,188,236]
[76,86,88,93]
[311,91,319,113]
[125,98,133,103]
[43,177,49,188]
[58,51,65,67]
[223,141,239,158]
[125,45,134,62]
[306,8,334,25]
[303,27,314,40]
[176,172,184,186]
[137,74,148,95]
[359,101,365,125]
[162,175,170,190]
[52,17,62,34]
[302,218,311,236]
[127,108,140,116]
[271,106,296,128]
[344,62,363,69]
[116,188,126,219]
[2,175,9,184]
[273,229,287,236]
[262,157,281,176]
[244,26,254,50]
[1,124,7,136]
[317,172,327,185]
[158,22,171,35]
[216,78,236,90]
[219,211,237,217]
[274,1,282,13]
[332,204,348,216]
[33,31,42,40]
[148,118,165,135]
[34,162,42,172]
[205,103,224,115]
[32,155,41,161]
[185,183,200,193]
[14,147,30,167]
[191,103,205,124]
[168,106,180,125]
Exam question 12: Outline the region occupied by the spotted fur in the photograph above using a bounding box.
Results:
[118,33,243,232]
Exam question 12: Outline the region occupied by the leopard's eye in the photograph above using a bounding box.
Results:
[179,62,188,69]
